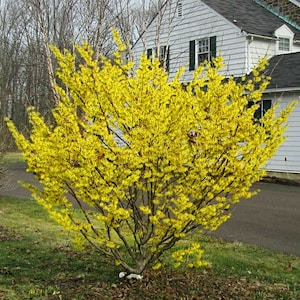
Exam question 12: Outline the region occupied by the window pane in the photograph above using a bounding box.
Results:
[198,39,209,53]
[198,53,208,63]
[262,99,272,114]
[247,100,272,123]
[279,38,290,51]
[254,104,261,121]
[159,46,165,60]
[197,38,209,63]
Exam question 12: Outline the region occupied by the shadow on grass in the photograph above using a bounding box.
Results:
[0,231,118,299]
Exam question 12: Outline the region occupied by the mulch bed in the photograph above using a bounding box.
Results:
[51,268,292,299]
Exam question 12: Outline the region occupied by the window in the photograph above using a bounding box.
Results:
[158,46,167,64]
[189,36,216,70]
[177,1,183,17]
[247,100,272,123]
[198,38,210,63]
[146,45,170,71]
[278,37,290,51]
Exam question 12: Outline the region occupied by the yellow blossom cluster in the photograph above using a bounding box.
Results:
[6,36,295,275]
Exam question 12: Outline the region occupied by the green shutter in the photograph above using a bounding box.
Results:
[147,48,152,59]
[210,36,217,60]
[166,46,170,71]
[263,99,272,114]
[189,40,196,71]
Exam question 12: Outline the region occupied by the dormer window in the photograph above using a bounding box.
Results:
[274,25,294,54]
[278,37,290,51]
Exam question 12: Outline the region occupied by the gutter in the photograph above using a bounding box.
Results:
[247,33,300,44]
[263,87,300,93]
[246,33,277,40]
[245,33,277,73]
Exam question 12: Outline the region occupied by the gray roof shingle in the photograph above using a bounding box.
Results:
[201,0,300,39]
[265,52,300,90]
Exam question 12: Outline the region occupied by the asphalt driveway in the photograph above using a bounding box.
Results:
[1,162,300,256]
[211,182,300,256]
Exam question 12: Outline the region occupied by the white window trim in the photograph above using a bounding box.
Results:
[278,37,291,52]
[196,37,210,65]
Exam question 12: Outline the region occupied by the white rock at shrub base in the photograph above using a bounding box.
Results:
[119,272,143,280]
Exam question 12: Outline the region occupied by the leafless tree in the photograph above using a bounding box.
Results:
[0,0,164,148]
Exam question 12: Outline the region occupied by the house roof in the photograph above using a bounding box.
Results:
[264,52,300,91]
[259,0,300,27]
[132,0,300,49]
[201,0,300,40]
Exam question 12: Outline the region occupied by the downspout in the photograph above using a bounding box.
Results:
[246,33,277,41]
[245,33,277,73]
[246,35,254,74]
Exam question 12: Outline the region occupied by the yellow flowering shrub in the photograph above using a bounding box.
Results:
[6,39,295,275]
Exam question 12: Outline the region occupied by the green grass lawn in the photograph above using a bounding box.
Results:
[0,196,299,299]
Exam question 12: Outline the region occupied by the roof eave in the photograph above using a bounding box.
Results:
[263,87,300,93]
[246,33,277,40]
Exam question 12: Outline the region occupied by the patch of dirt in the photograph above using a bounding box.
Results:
[0,225,23,242]
[262,176,300,187]
[50,269,295,300]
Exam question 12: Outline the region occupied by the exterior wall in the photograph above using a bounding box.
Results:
[131,0,300,175]
[264,92,300,173]
[289,40,300,53]
[247,37,277,73]
[274,25,300,55]
[132,0,247,81]
[246,25,300,73]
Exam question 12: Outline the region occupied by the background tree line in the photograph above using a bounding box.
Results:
[0,0,159,149]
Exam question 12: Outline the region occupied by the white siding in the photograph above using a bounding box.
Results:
[246,31,300,74]
[290,42,300,53]
[132,0,247,81]
[247,38,277,73]
[265,93,300,174]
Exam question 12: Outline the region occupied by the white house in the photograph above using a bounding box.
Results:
[132,0,300,177]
